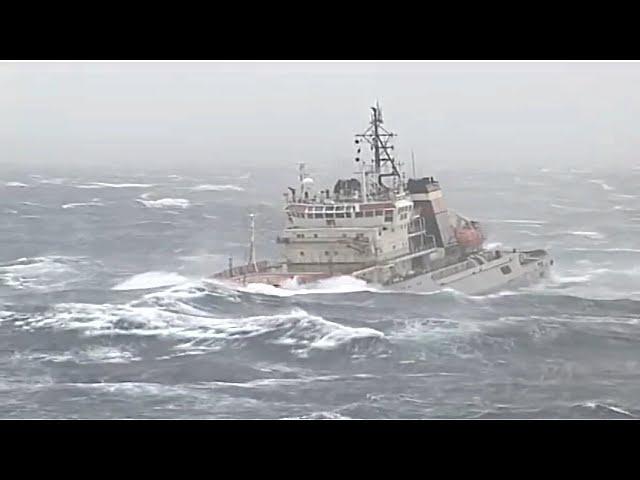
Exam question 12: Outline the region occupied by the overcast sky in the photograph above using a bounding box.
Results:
[1,61,639,174]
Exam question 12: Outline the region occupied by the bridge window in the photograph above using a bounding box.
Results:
[375,210,383,216]
[355,212,363,218]
[296,234,304,238]
[384,210,394,222]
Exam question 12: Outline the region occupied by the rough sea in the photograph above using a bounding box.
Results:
[1,162,639,419]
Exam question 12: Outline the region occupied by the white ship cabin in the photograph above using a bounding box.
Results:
[278,180,420,273]
[277,103,437,274]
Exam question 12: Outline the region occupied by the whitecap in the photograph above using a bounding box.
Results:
[577,402,634,417]
[113,271,188,291]
[236,275,377,297]
[588,179,615,191]
[61,201,104,209]
[24,346,140,364]
[188,184,245,192]
[568,231,605,240]
[5,181,28,187]
[22,302,384,357]
[287,412,352,420]
[76,182,153,189]
[491,219,548,225]
[0,256,88,291]
[136,198,190,209]
[551,203,601,213]
[38,178,67,185]
[568,247,640,254]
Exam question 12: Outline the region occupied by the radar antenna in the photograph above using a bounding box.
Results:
[354,101,400,191]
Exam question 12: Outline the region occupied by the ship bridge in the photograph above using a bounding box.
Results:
[278,103,437,274]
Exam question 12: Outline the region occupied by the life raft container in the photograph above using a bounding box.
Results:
[454,225,485,248]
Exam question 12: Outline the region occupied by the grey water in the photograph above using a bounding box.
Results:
[1,163,640,419]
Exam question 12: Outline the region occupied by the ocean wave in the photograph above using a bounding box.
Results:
[113,271,189,291]
[37,177,67,185]
[0,256,90,292]
[489,219,548,225]
[5,181,28,187]
[548,272,593,284]
[567,231,605,240]
[75,182,154,189]
[235,275,377,297]
[516,230,543,237]
[388,317,484,347]
[611,193,637,199]
[286,412,352,420]
[550,203,601,213]
[136,198,190,209]
[61,201,104,209]
[571,401,635,418]
[588,179,615,191]
[187,184,245,192]
[567,247,640,254]
[21,300,385,357]
[21,346,140,364]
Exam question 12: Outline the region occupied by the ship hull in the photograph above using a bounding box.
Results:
[213,249,553,296]
[387,251,551,295]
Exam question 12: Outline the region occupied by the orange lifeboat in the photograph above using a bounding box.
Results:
[454,222,485,249]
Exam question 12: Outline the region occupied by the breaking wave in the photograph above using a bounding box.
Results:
[113,271,189,291]
[588,179,615,191]
[571,401,635,418]
[21,346,140,364]
[491,219,548,225]
[61,200,104,209]
[567,247,640,254]
[0,256,90,292]
[136,198,191,209]
[5,181,29,187]
[188,184,245,192]
[567,231,605,240]
[235,275,378,297]
[19,298,386,357]
[76,182,154,189]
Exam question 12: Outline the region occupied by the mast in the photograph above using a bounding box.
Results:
[354,102,401,194]
[247,213,257,272]
[411,149,416,178]
[372,102,381,173]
